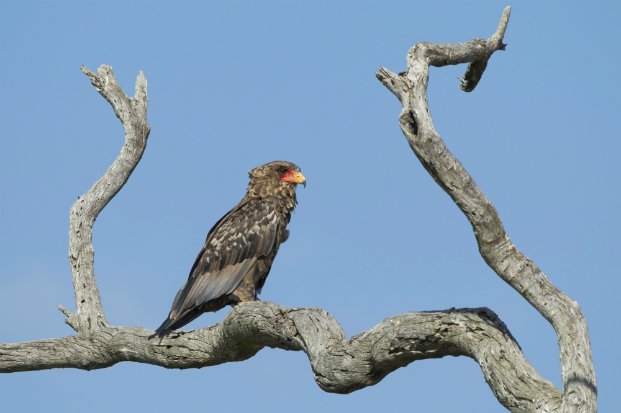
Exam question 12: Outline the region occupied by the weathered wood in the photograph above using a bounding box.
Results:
[65,65,150,333]
[377,5,595,412]
[0,302,559,412]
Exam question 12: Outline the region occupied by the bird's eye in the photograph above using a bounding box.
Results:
[277,166,288,174]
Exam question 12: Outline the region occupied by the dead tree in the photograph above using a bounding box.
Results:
[0,6,596,412]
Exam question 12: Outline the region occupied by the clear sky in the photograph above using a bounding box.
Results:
[1,1,619,412]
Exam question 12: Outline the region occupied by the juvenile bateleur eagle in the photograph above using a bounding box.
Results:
[151,161,305,338]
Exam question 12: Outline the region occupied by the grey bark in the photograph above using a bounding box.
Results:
[376,6,595,412]
[0,6,596,413]
[62,65,150,333]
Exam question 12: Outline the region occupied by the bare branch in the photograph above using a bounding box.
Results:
[376,67,407,102]
[66,65,150,333]
[0,302,560,412]
[377,5,596,412]
[460,5,510,91]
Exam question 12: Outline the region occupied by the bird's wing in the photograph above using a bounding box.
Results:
[168,198,280,320]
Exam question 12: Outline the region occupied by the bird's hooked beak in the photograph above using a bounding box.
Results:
[282,170,306,188]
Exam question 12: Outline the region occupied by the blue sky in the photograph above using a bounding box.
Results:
[1,1,619,411]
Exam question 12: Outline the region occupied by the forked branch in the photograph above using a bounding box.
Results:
[377,5,595,413]
[64,65,150,333]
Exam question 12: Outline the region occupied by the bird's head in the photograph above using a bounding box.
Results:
[248,161,306,198]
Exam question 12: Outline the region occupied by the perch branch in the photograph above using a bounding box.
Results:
[0,302,560,412]
[376,5,596,413]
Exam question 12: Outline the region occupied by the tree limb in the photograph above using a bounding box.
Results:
[65,65,150,333]
[0,7,596,413]
[377,5,596,412]
[0,302,560,412]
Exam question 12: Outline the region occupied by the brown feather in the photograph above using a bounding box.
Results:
[151,161,303,338]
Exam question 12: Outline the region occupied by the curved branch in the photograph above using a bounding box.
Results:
[65,65,150,332]
[376,5,596,412]
[0,302,560,412]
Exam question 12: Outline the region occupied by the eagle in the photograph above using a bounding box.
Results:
[151,161,305,338]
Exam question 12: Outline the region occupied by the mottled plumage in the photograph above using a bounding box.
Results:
[151,161,305,338]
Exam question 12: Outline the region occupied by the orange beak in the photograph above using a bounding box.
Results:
[282,170,306,187]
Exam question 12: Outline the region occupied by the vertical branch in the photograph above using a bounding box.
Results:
[377,6,596,413]
[62,65,150,333]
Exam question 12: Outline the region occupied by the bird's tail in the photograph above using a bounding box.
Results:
[149,308,203,340]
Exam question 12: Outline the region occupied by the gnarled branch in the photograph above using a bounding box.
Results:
[0,302,559,412]
[377,5,595,412]
[65,65,150,333]
[0,6,595,413]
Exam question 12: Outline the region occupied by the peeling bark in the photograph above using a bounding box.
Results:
[0,6,596,413]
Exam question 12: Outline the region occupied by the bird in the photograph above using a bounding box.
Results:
[150,160,306,338]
